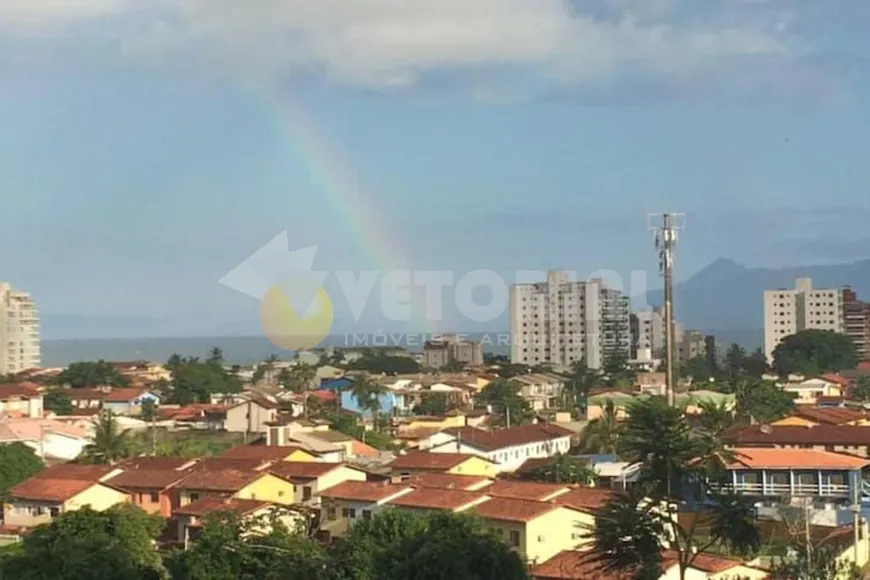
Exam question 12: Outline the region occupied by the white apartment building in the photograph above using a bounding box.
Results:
[509,270,630,370]
[763,277,845,363]
[631,308,664,357]
[0,283,40,375]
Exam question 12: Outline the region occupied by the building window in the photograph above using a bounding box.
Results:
[327,507,337,521]
[341,508,349,518]
[349,508,357,518]
[150,493,159,503]
[362,510,372,519]
[509,531,521,547]
[303,486,313,501]
[189,493,200,502]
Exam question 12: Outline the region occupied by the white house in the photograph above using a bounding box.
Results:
[511,374,565,411]
[779,377,842,404]
[426,424,574,473]
[319,482,413,537]
[0,418,89,460]
[0,384,43,418]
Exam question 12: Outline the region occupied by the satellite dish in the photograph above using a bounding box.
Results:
[760,424,772,434]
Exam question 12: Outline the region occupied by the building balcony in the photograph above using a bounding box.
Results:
[712,482,852,498]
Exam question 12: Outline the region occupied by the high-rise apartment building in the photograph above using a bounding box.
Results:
[423,334,484,368]
[509,270,630,370]
[0,283,40,375]
[763,277,845,363]
[631,308,665,359]
[842,287,870,361]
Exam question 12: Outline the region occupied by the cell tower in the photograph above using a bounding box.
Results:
[648,213,685,407]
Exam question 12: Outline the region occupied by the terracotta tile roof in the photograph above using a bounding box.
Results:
[67,387,150,403]
[552,487,616,512]
[308,390,337,402]
[514,457,552,474]
[442,424,573,452]
[792,406,868,425]
[404,473,493,490]
[117,457,198,471]
[726,424,870,446]
[218,445,304,461]
[682,552,747,574]
[268,461,346,480]
[817,395,846,405]
[386,488,488,511]
[390,451,488,471]
[176,469,264,492]
[819,373,854,387]
[193,458,273,472]
[231,397,279,410]
[32,463,117,482]
[531,550,679,579]
[350,439,380,458]
[0,384,41,399]
[472,496,563,523]
[308,430,353,443]
[484,480,571,501]
[108,469,192,490]
[10,478,101,503]
[0,418,88,442]
[158,404,227,421]
[725,447,870,470]
[174,497,272,518]
[320,481,412,503]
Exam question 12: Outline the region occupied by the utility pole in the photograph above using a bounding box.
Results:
[853,470,861,563]
[650,213,685,407]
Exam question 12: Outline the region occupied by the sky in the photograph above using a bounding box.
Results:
[1,0,870,338]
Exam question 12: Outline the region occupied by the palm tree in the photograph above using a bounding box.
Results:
[84,411,132,464]
[578,399,620,454]
[287,363,317,419]
[251,354,279,385]
[349,375,388,425]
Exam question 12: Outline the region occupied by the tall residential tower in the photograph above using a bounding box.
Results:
[0,283,40,375]
[763,277,844,363]
[509,270,630,370]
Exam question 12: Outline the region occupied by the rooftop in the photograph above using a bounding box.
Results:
[790,406,867,425]
[174,497,272,518]
[441,424,574,452]
[269,461,349,480]
[217,445,305,461]
[531,550,679,579]
[386,488,489,511]
[725,447,870,470]
[108,469,192,490]
[552,487,616,512]
[403,473,493,491]
[726,424,870,446]
[484,480,571,501]
[31,463,117,482]
[176,468,263,492]
[10,478,106,503]
[0,384,41,400]
[320,481,412,503]
[472,496,562,523]
[390,451,489,471]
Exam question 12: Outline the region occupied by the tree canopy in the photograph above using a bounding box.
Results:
[43,389,73,415]
[165,354,242,405]
[473,379,531,427]
[734,379,795,424]
[53,361,130,388]
[772,329,857,376]
[0,443,43,500]
[344,351,421,375]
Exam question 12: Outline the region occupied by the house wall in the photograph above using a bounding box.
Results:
[225,403,277,433]
[430,437,573,473]
[708,566,769,580]
[128,489,174,518]
[3,500,59,527]
[522,507,592,564]
[0,396,43,418]
[320,498,397,537]
[65,484,130,512]
[236,474,296,505]
[20,432,88,461]
[280,449,319,462]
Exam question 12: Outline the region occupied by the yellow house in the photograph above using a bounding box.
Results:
[385,488,491,515]
[217,444,318,463]
[5,477,130,528]
[401,414,467,432]
[390,451,498,480]
[772,406,870,427]
[174,469,297,507]
[268,462,367,504]
[474,497,593,564]
[174,497,304,548]
[319,481,416,538]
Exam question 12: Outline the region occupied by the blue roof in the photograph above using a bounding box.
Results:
[319,377,353,391]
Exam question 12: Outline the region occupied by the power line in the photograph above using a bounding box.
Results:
[649,213,685,407]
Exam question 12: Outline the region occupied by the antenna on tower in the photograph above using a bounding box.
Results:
[648,213,686,407]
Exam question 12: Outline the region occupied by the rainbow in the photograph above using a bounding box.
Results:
[253,88,438,336]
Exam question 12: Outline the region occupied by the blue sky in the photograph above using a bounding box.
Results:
[1,0,870,338]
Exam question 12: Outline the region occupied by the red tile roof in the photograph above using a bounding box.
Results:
[726,424,870,446]
[10,478,106,503]
[176,469,264,492]
[320,481,412,503]
[268,462,348,480]
[117,457,198,471]
[194,458,273,472]
[390,451,490,471]
[792,406,868,425]
[231,397,279,410]
[108,469,192,490]
[32,463,117,482]
[67,387,150,403]
[819,373,854,387]
[404,473,492,490]
[442,424,573,452]
[174,497,272,518]
[472,496,562,523]
[531,550,679,579]
[218,445,304,461]
[0,384,41,400]
[386,488,488,511]
[552,487,616,512]
[484,480,571,501]
[725,447,870,470]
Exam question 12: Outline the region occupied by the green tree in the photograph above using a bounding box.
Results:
[695,399,737,437]
[285,364,317,419]
[206,347,225,366]
[442,358,466,372]
[0,443,43,500]
[83,411,132,464]
[167,356,242,405]
[578,399,620,454]
[54,360,130,388]
[166,511,327,580]
[413,393,453,416]
[345,352,420,375]
[679,356,713,383]
[594,396,760,580]
[772,329,857,376]
[723,343,747,378]
[521,454,597,485]
[474,379,531,427]
[769,540,861,580]
[43,389,73,415]
[735,379,795,424]
[849,376,870,403]
[563,361,600,412]
[346,375,389,420]
[331,508,429,579]
[0,505,167,580]
[743,348,769,377]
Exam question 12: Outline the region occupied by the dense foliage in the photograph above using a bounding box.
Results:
[772,329,857,376]
[473,379,531,426]
[165,354,242,405]
[0,443,43,500]
[344,351,421,375]
[54,360,130,388]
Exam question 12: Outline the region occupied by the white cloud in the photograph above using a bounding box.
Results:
[2,0,811,92]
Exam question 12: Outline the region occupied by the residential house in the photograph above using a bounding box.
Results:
[107,458,199,517]
[5,465,129,528]
[483,480,571,502]
[302,429,380,459]
[772,406,870,427]
[725,424,870,458]
[402,473,493,491]
[0,383,43,418]
[780,376,843,405]
[389,451,499,480]
[423,335,484,369]
[512,374,565,411]
[319,481,414,537]
[711,447,870,527]
[174,497,303,549]
[217,444,318,463]
[173,468,297,507]
[268,462,367,505]
[636,372,667,396]
[68,387,159,415]
[159,404,228,430]
[426,424,574,473]
[472,497,592,564]
[386,487,491,515]
[0,418,89,460]
[223,397,280,433]
[266,425,347,462]
[585,390,635,420]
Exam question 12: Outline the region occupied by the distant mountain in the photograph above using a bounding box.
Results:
[647,257,870,348]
